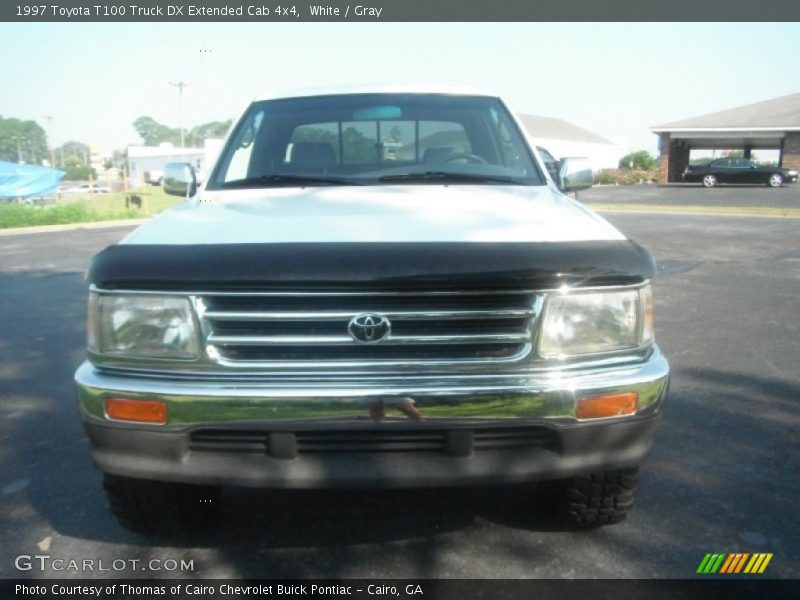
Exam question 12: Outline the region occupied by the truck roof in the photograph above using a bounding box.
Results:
[254,84,500,102]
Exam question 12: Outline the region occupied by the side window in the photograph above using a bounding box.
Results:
[493,111,529,172]
[537,147,559,180]
[222,110,264,182]
[538,147,557,168]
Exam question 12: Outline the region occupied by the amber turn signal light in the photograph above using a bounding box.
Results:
[576,392,638,419]
[105,397,167,424]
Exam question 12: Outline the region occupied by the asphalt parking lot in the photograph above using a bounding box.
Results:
[580,182,800,209]
[0,208,798,579]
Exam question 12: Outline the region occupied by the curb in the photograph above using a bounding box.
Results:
[0,219,148,237]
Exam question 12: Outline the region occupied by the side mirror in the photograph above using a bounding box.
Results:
[163,162,197,198]
[558,157,594,192]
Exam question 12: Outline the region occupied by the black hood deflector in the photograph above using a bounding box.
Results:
[88,241,656,291]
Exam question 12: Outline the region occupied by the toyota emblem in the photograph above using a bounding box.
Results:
[348,313,391,343]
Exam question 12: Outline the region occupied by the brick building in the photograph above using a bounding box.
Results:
[651,93,800,183]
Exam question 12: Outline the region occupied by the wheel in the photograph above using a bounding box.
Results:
[702,174,717,188]
[767,173,784,187]
[547,467,640,526]
[102,474,220,534]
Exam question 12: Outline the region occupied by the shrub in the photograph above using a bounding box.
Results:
[594,168,658,185]
[619,150,657,171]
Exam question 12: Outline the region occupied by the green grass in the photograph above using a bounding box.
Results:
[0,187,183,229]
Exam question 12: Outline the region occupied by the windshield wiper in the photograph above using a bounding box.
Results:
[378,171,522,184]
[221,174,363,188]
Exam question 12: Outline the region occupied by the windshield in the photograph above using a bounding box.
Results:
[207,94,544,189]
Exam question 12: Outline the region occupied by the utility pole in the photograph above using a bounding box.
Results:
[169,81,187,150]
[44,115,56,167]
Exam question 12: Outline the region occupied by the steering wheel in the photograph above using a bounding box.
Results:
[444,153,488,165]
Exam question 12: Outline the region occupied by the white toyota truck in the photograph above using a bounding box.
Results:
[75,87,669,534]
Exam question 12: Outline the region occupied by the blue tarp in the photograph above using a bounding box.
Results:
[0,161,65,199]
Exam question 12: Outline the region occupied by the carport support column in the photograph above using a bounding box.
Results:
[657,134,690,183]
[781,132,800,172]
[657,134,671,183]
[669,140,690,182]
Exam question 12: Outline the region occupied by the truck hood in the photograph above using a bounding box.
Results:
[121,184,625,245]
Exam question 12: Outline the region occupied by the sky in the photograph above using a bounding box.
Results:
[2,22,799,155]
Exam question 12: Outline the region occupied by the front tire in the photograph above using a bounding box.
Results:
[767,173,784,187]
[103,474,220,534]
[702,174,718,188]
[549,467,640,526]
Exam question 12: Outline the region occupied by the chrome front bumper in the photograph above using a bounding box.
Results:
[75,347,669,488]
[76,347,669,425]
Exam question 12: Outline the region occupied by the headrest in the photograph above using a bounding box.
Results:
[422,146,455,164]
[290,142,336,168]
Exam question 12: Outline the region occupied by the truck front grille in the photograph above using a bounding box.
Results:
[196,290,540,368]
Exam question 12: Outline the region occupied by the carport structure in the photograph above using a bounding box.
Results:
[652,92,800,183]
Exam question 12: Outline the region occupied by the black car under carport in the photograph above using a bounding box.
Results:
[683,157,798,187]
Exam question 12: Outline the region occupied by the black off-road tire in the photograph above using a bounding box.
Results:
[552,467,639,526]
[103,474,220,534]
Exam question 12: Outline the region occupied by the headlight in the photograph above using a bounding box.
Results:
[539,285,654,358]
[88,294,199,359]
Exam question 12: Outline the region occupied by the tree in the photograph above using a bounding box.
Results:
[619,150,656,171]
[0,115,49,164]
[342,126,376,162]
[132,116,181,146]
[62,155,96,180]
[58,140,90,168]
[111,148,127,169]
[388,126,404,142]
[187,120,232,147]
[133,116,232,147]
